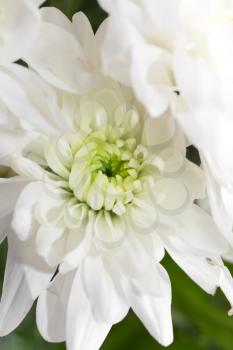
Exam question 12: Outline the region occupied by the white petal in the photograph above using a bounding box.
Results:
[161,204,229,256]
[0,0,41,64]
[26,15,95,93]
[0,234,53,336]
[36,271,75,343]
[100,15,141,85]
[11,182,42,241]
[94,211,126,248]
[0,130,36,159]
[36,226,65,264]
[179,160,206,200]
[67,270,111,350]
[72,12,94,53]
[166,240,220,294]
[141,112,176,148]
[165,224,233,304]
[173,51,229,152]
[81,255,129,324]
[0,214,11,244]
[219,266,233,308]
[0,65,61,135]
[3,63,68,133]
[130,44,173,117]
[121,263,173,346]
[40,7,73,32]
[0,176,28,218]
[202,154,233,236]
[34,0,45,6]
[112,234,152,278]
[10,156,45,180]
[60,222,93,274]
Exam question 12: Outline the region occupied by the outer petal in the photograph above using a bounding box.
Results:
[0,64,68,134]
[0,177,28,218]
[0,230,54,336]
[40,6,73,32]
[11,182,43,241]
[121,263,173,347]
[130,44,173,117]
[202,155,233,244]
[99,0,181,50]
[173,51,233,153]
[34,0,45,5]
[0,214,11,244]
[160,204,229,256]
[162,205,233,304]
[59,218,93,274]
[36,271,75,343]
[0,130,37,160]
[100,15,142,86]
[0,0,41,64]
[66,270,111,350]
[111,234,153,278]
[25,9,96,94]
[81,255,129,324]
[99,0,180,115]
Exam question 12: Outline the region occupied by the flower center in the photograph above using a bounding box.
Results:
[44,127,153,217]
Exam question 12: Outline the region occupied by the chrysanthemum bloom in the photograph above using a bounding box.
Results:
[0,8,233,350]
[98,0,233,246]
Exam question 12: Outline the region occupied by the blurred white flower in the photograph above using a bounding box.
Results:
[98,0,180,116]
[172,0,233,244]
[0,8,233,350]
[99,0,233,246]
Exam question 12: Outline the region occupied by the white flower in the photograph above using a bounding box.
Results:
[0,0,44,65]
[172,1,233,245]
[0,9,233,350]
[98,0,233,245]
[98,0,181,116]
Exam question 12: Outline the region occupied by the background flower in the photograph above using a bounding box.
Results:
[98,0,233,254]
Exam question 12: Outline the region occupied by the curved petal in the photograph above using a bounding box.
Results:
[59,223,93,274]
[2,64,68,134]
[0,130,37,159]
[25,11,95,94]
[11,182,43,241]
[160,204,229,256]
[203,157,233,244]
[0,0,41,64]
[0,230,54,336]
[112,234,153,278]
[121,263,173,346]
[0,214,11,244]
[36,271,75,343]
[81,255,129,324]
[0,66,61,135]
[130,44,173,117]
[163,206,233,305]
[40,7,73,32]
[0,176,28,218]
[67,270,111,350]
[100,15,141,86]
[166,237,233,307]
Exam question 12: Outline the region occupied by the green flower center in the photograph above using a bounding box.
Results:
[44,127,153,217]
